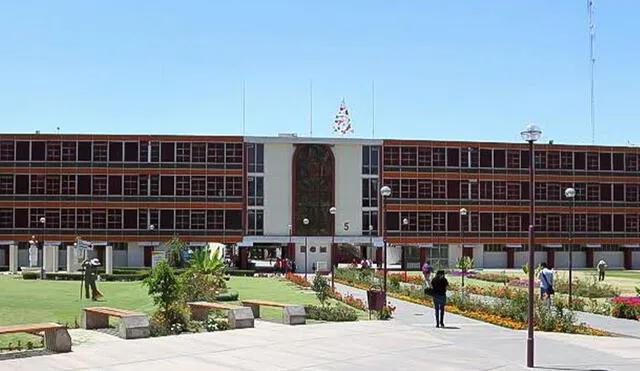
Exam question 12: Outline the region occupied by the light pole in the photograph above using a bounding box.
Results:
[521,123,542,368]
[380,185,392,293]
[39,217,46,278]
[329,207,337,289]
[303,218,310,280]
[459,207,468,248]
[564,187,576,307]
[369,224,373,266]
[402,217,409,281]
[287,224,292,265]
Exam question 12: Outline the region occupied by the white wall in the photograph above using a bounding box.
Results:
[632,251,640,269]
[483,252,507,268]
[473,245,484,268]
[263,143,294,235]
[0,247,5,265]
[599,252,624,268]
[114,249,128,267]
[333,144,363,236]
[58,248,67,269]
[127,243,144,267]
[555,252,587,269]
[386,246,402,265]
[448,244,462,268]
[514,252,547,268]
[294,237,331,273]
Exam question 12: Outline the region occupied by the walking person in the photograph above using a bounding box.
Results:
[422,260,433,288]
[81,258,102,301]
[431,270,449,328]
[537,262,554,306]
[597,258,607,281]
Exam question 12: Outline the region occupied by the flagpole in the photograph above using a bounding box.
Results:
[371,80,375,139]
[242,80,246,135]
[309,80,314,137]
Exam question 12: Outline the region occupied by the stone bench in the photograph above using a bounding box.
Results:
[81,307,150,339]
[0,323,71,353]
[187,301,254,329]
[241,300,306,325]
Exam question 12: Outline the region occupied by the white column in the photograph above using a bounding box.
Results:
[9,245,18,273]
[66,245,81,272]
[105,245,113,274]
[53,245,59,272]
[42,245,52,272]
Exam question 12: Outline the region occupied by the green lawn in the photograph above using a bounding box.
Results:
[0,275,367,350]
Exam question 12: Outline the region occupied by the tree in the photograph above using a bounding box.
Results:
[456,256,474,289]
[312,271,330,307]
[189,246,225,275]
[143,261,180,311]
[163,236,188,268]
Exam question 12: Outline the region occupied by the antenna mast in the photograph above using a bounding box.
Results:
[588,0,596,144]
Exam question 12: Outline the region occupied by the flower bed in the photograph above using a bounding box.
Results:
[329,290,367,311]
[611,297,640,320]
[285,273,311,287]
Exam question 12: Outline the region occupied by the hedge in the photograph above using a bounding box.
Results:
[0,265,8,272]
[227,269,255,277]
[216,289,239,301]
[22,272,39,280]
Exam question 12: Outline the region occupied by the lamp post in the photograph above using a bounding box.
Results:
[287,224,292,265]
[564,187,576,307]
[369,224,374,265]
[459,208,468,246]
[521,123,542,368]
[329,206,337,290]
[303,218,310,280]
[402,217,409,281]
[380,185,392,293]
[39,217,46,278]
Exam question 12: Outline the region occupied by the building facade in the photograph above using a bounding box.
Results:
[1,133,639,271]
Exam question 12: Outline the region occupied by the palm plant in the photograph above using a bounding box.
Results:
[189,246,225,275]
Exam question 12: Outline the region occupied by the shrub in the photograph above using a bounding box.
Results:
[304,305,358,322]
[388,275,401,291]
[611,297,640,320]
[377,302,396,320]
[455,256,474,288]
[189,246,226,275]
[179,269,225,303]
[216,289,239,302]
[636,286,640,296]
[227,269,255,276]
[537,300,575,332]
[149,302,190,336]
[312,271,330,306]
[143,261,181,311]
[585,299,612,316]
[554,276,620,298]
[468,272,513,284]
[205,311,231,332]
[22,272,39,280]
[163,236,188,268]
[285,272,311,287]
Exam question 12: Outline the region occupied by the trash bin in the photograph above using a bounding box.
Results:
[366,290,387,311]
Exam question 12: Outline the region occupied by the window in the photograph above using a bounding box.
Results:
[0,175,13,194]
[123,209,137,229]
[226,176,243,197]
[225,143,243,164]
[139,141,149,162]
[176,143,191,162]
[61,175,76,195]
[248,176,264,206]
[418,146,432,167]
[613,153,625,171]
[362,145,379,174]
[417,212,432,232]
[600,153,611,171]
[461,147,479,167]
[31,141,45,161]
[175,210,190,229]
[77,209,91,229]
[493,149,505,168]
[626,214,639,233]
[150,142,160,162]
[207,210,224,230]
[432,212,446,231]
[124,142,138,162]
[400,147,417,167]
[207,143,225,164]
[93,142,108,161]
[160,209,174,229]
[432,148,446,167]
[192,143,207,163]
[62,142,76,161]
[161,142,175,162]
[400,179,417,199]
[207,176,224,197]
[534,151,546,169]
[560,152,573,169]
[13,208,28,228]
[176,176,190,196]
[626,184,639,202]
[547,183,561,201]
[61,209,75,229]
[587,214,600,231]
[507,182,520,200]
[507,150,520,168]
[384,146,400,167]
[428,244,449,269]
[535,182,547,201]
[109,142,123,161]
[138,175,148,196]
[494,181,506,200]
[191,210,206,230]
[417,179,432,199]
[547,151,560,169]
[587,183,600,201]
[625,154,638,172]
[574,183,586,201]
[362,211,378,235]
[149,209,159,228]
[150,175,159,195]
[507,214,521,231]
[93,175,107,195]
[432,180,446,199]
[77,142,91,161]
[575,214,586,232]
[107,209,122,229]
[160,176,174,196]
[587,152,599,170]
[225,209,243,230]
[613,183,625,201]
[46,142,61,161]
[547,214,561,232]
[124,175,138,196]
[46,175,60,195]
[108,175,122,195]
[248,209,264,235]
[16,141,29,161]
[0,141,14,161]
[44,209,60,229]
[191,176,206,196]
[479,181,492,199]
[138,209,148,230]
[479,149,492,167]
[31,175,45,194]
[0,209,12,228]
[15,175,28,194]
[494,214,506,231]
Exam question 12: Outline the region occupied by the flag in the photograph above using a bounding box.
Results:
[332,98,353,136]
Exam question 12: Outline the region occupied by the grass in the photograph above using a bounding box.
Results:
[0,275,367,350]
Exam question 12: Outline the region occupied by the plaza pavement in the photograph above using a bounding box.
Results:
[2,282,640,370]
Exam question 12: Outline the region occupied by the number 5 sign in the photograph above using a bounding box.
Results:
[343,221,350,231]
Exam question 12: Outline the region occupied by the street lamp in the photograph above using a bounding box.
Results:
[564,187,576,307]
[369,224,374,265]
[460,207,468,248]
[402,217,409,281]
[287,224,292,263]
[521,123,542,368]
[39,217,46,278]
[303,218,310,280]
[380,185,392,293]
[329,207,337,289]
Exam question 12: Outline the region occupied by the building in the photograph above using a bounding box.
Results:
[1,133,639,272]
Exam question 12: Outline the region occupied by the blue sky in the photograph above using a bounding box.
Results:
[1,1,639,145]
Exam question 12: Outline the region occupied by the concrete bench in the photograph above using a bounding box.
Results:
[0,323,71,353]
[81,307,150,339]
[241,300,306,325]
[188,301,254,329]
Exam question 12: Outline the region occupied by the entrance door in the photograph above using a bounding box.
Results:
[144,247,153,267]
[463,247,474,259]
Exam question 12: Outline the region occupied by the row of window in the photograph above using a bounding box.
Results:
[379,179,640,202]
[0,174,244,197]
[385,212,640,233]
[0,208,243,231]
[383,146,640,172]
[483,244,629,252]
[0,140,243,165]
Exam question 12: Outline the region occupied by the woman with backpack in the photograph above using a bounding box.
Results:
[431,270,449,328]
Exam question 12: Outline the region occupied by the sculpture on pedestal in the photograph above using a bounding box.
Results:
[28,238,38,267]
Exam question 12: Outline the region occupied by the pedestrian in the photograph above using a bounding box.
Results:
[597,258,607,281]
[422,260,433,288]
[274,258,281,276]
[81,258,102,301]
[537,262,554,306]
[431,270,448,328]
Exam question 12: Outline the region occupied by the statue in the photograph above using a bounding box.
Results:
[81,258,103,301]
[28,242,38,267]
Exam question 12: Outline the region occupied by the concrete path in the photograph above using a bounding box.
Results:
[574,311,640,338]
